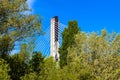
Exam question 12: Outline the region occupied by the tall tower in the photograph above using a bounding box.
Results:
[50,16,59,61]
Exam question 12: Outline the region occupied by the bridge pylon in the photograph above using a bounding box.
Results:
[50,16,59,61]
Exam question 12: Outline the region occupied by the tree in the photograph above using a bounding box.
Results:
[9,43,35,80]
[0,0,42,60]
[19,43,30,63]
[40,57,61,80]
[0,35,14,60]
[0,58,11,80]
[66,30,120,80]
[21,57,61,80]
[21,72,37,80]
[9,54,28,80]
[63,32,94,80]
[0,0,41,41]
[59,20,80,68]
[30,51,44,73]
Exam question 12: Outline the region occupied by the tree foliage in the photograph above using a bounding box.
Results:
[0,0,42,60]
[19,43,30,63]
[30,51,44,73]
[59,20,80,68]
[21,72,37,80]
[0,35,14,59]
[0,0,41,41]
[8,54,28,80]
[40,57,61,80]
[0,58,11,80]
[66,30,120,80]
[0,0,43,80]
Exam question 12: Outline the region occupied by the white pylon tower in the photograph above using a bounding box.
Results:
[50,16,59,61]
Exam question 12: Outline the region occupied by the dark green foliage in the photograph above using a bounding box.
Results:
[8,54,28,80]
[30,51,44,73]
[7,51,44,80]
[59,20,80,68]
[0,35,14,60]
[0,58,11,80]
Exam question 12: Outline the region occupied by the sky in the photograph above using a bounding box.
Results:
[30,0,120,33]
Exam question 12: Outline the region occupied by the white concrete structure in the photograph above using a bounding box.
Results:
[50,16,59,61]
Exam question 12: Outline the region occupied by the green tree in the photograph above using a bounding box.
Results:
[40,57,61,80]
[9,54,28,80]
[0,0,42,61]
[21,72,37,80]
[9,43,35,80]
[30,51,44,73]
[19,43,30,63]
[0,58,11,80]
[0,35,14,60]
[63,32,94,80]
[0,0,41,41]
[66,30,120,80]
[21,57,61,80]
[59,20,80,68]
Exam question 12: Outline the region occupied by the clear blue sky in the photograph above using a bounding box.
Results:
[31,0,120,33]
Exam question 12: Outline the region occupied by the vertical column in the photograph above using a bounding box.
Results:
[50,16,59,61]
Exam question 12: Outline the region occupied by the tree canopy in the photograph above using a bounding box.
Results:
[0,0,41,41]
[0,58,11,80]
[0,0,42,60]
[59,20,80,68]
